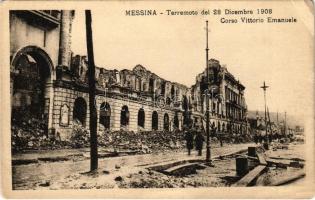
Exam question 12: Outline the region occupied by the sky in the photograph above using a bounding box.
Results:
[70,1,313,118]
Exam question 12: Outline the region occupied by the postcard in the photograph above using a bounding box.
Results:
[0,0,314,198]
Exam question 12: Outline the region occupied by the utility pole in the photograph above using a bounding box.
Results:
[267,106,272,136]
[205,20,211,163]
[284,111,287,135]
[85,10,98,171]
[260,81,269,137]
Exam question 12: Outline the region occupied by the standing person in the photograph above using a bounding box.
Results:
[195,127,205,156]
[254,130,259,144]
[259,128,265,143]
[218,129,223,147]
[184,127,194,155]
[268,132,273,143]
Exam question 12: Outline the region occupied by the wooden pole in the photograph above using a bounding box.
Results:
[85,10,98,171]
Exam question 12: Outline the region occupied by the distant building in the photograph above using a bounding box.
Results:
[295,125,304,133]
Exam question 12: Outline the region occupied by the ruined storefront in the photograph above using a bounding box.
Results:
[10,10,249,141]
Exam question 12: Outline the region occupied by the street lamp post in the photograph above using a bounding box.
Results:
[260,81,269,138]
[205,89,211,163]
[205,20,211,163]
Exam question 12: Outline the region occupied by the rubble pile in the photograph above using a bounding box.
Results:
[12,115,252,152]
[230,133,252,143]
[11,115,67,152]
[67,119,186,151]
[97,130,186,153]
[69,123,90,148]
[215,132,253,144]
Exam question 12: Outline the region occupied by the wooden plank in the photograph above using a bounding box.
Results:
[269,171,305,186]
[232,165,267,187]
[165,162,200,174]
[146,160,187,172]
[289,161,304,168]
[235,154,257,161]
[236,154,290,169]
[269,156,305,162]
[12,159,38,165]
[257,153,267,165]
[266,159,304,168]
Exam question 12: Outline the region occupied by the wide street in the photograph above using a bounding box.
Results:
[12,143,254,189]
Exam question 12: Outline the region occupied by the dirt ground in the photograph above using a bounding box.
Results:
[256,142,305,186]
[12,143,251,189]
[117,158,238,188]
[117,142,305,188]
[12,142,305,189]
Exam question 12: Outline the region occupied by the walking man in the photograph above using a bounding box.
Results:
[195,127,205,156]
[184,127,194,155]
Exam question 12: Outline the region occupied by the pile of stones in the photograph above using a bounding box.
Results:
[97,129,186,153]
[11,117,68,152]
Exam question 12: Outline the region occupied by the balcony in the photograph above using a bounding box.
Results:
[14,10,60,30]
[40,10,60,19]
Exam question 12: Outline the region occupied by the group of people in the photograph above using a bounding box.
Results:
[253,128,286,144]
[183,126,205,156]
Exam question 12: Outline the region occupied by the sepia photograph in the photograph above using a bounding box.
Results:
[1,0,314,198]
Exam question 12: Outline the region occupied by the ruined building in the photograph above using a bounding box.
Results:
[10,10,249,140]
[193,59,248,135]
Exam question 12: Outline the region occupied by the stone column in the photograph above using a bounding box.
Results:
[45,81,54,131]
[158,111,164,131]
[112,102,122,131]
[129,103,138,132]
[57,10,74,80]
[145,108,152,131]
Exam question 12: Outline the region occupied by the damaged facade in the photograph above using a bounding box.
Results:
[10,10,249,140]
[193,59,248,135]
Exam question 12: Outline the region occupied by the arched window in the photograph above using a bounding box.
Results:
[120,105,129,127]
[173,113,179,129]
[166,97,171,105]
[212,102,216,113]
[211,122,216,130]
[217,102,220,114]
[136,77,142,91]
[100,102,111,129]
[73,97,87,126]
[149,78,155,93]
[182,95,189,110]
[11,46,52,122]
[171,85,175,100]
[227,124,230,132]
[152,111,158,130]
[164,113,169,131]
[161,82,166,95]
[138,108,145,128]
